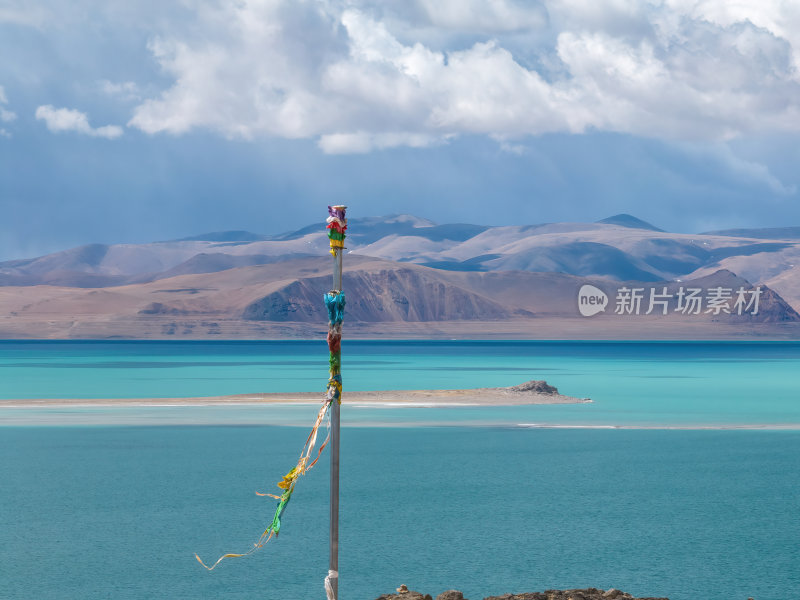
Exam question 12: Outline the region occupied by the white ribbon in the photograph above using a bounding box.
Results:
[326,216,347,228]
[324,569,338,600]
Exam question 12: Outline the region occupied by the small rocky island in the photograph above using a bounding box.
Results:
[5,379,590,408]
[329,379,592,406]
[376,586,668,600]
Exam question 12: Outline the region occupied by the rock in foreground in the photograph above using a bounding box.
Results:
[482,589,669,600]
[375,587,669,600]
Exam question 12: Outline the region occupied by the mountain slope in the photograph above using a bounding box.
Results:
[1,256,797,340]
[2,214,800,314]
[701,227,800,240]
[596,213,664,232]
[242,266,523,323]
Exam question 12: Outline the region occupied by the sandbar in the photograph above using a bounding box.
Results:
[1,383,591,408]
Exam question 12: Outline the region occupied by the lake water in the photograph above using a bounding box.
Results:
[2,340,800,427]
[1,341,799,599]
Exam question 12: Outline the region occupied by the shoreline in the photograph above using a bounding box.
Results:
[0,386,591,408]
[1,408,798,430]
[3,385,799,430]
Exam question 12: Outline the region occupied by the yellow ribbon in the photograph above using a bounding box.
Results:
[195,398,332,571]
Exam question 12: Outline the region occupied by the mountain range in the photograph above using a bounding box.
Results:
[1,214,799,339]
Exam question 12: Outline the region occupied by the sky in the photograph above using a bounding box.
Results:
[2,0,800,260]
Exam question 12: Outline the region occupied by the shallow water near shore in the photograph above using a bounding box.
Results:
[1,426,798,600]
[2,340,800,427]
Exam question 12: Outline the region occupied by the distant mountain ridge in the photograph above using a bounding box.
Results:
[595,213,664,232]
[2,213,800,326]
[1,256,797,340]
[170,231,271,243]
[701,226,800,240]
[271,214,490,245]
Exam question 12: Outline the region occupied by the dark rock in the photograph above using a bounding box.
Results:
[138,302,194,315]
[376,590,666,600]
[375,586,432,600]
[437,592,466,600]
[481,589,667,600]
[507,380,559,395]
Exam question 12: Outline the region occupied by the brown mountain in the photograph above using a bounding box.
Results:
[0,256,797,339]
[3,214,800,339]
[3,214,800,307]
[242,266,524,323]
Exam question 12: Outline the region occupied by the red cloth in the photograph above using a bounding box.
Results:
[327,332,341,353]
[326,221,347,233]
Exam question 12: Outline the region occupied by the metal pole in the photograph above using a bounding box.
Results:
[329,344,340,600]
[328,206,346,600]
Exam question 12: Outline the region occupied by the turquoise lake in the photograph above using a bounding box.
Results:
[2,340,800,427]
[1,341,799,599]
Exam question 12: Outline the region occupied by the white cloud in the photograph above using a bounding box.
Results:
[0,85,16,123]
[127,0,800,153]
[413,0,547,32]
[495,138,526,155]
[660,0,800,75]
[318,131,441,153]
[0,3,49,28]
[683,142,797,196]
[35,105,124,139]
[0,128,10,138]
[98,80,141,101]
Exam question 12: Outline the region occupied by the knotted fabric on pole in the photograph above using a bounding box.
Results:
[195,207,348,573]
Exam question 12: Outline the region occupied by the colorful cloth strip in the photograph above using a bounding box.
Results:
[194,207,348,573]
[327,205,347,255]
[328,205,346,221]
[326,217,346,231]
[327,374,342,402]
[325,291,346,325]
[327,331,341,353]
[325,290,345,402]
[195,398,331,571]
